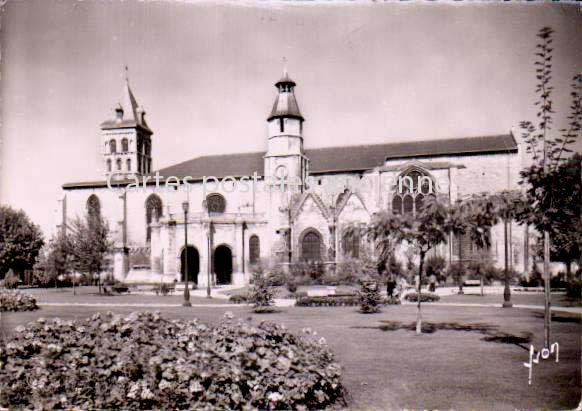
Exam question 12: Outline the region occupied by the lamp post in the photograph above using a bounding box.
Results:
[206,221,212,298]
[182,201,191,307]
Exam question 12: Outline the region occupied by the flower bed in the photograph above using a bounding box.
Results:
[0,311,346,409]
[296,295,400,307]
[404,292,440,302]
[0,289,38,312]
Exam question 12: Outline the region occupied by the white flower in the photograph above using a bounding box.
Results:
[223,311,235,320]
[318,337,327,345]
[189,380,204,393]
[127,383,140,399]
[159,379,172,390]
[268,392,283,402]
[15,325,25,333]
[302,327,312,334]
[141,387,154,400]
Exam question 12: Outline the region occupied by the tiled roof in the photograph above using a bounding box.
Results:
[307,134,517,173]
[156,134,516,178]
[62,134,517,189]
[157,152,265,180]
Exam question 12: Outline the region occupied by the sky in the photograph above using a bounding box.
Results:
[0,0,581,238]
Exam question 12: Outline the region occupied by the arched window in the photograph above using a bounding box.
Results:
[206,193,226,214]
[106,159,112,172]
[145,194,163,242]
[392,169,435,216]
[121,138,129,152]
[302,230,321,262]
[86,195,101,226]
[126,158,131,171]
[116,158,122,171]
[110,139,117,154]
[249,235,260,265]
[342,230,359,259]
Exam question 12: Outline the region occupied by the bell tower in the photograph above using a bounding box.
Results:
[100,69,153,180]
[264,70,307,192]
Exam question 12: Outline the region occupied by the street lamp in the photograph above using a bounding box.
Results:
[206,221,212,298]
[182,201,191,307]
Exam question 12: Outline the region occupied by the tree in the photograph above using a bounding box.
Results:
[68,214,112,294]
[368,197,448,334]
[34,231,72,287]
[518,27,581,348]
[0,205,44,279]
[530,155,581,277]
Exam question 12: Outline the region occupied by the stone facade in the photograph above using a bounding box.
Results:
[60,74,531,284]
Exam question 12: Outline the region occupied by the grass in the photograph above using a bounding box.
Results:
[440,291,582,307]
[0,296,580,409]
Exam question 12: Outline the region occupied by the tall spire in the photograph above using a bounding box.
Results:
[100,67,151,133]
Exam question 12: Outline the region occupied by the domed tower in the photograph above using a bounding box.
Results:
[264,70,307,192]
[100,71,153,180]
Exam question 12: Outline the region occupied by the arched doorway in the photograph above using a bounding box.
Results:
[180,246,199,284]
[214,245,232,285]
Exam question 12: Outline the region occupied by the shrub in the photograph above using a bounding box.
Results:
[286,278,298,293]
[295,295,400,307]
[111,283,130,293]
[229,293,249,304]
[425,255,446,282]
[334,261,359,285]
[266,266,287,287]
[0,289,38,312]
[404,292,440,302]
[0,311,346,409]
[358,280,382,313]
[296,295,359,307]
[1,270,21,289]
[248,266,277,312]
[566,279,582,300]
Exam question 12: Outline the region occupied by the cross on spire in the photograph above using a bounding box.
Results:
[282,56,288,76]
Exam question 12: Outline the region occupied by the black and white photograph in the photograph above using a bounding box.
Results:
[0,0,580,409]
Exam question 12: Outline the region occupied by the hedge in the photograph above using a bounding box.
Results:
[229,293,249,304]
[296,295,400,307]
[0,289,38,312]
[404,292,440,302]
[0,311,346,409]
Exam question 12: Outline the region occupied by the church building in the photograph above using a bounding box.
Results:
[60,72,531,286]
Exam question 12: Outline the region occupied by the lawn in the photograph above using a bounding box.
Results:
[1,301,579,409]
[440,290,581,307]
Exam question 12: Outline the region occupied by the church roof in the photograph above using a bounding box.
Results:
[307,134,517,173]
[100,79,152,133]
[63,134,517,189]
[156,134,517,178]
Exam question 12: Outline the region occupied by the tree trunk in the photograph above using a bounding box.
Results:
[458,235,463,294]
[416,250,426,335]
[503,219,512,308]
[543,230,551,348]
